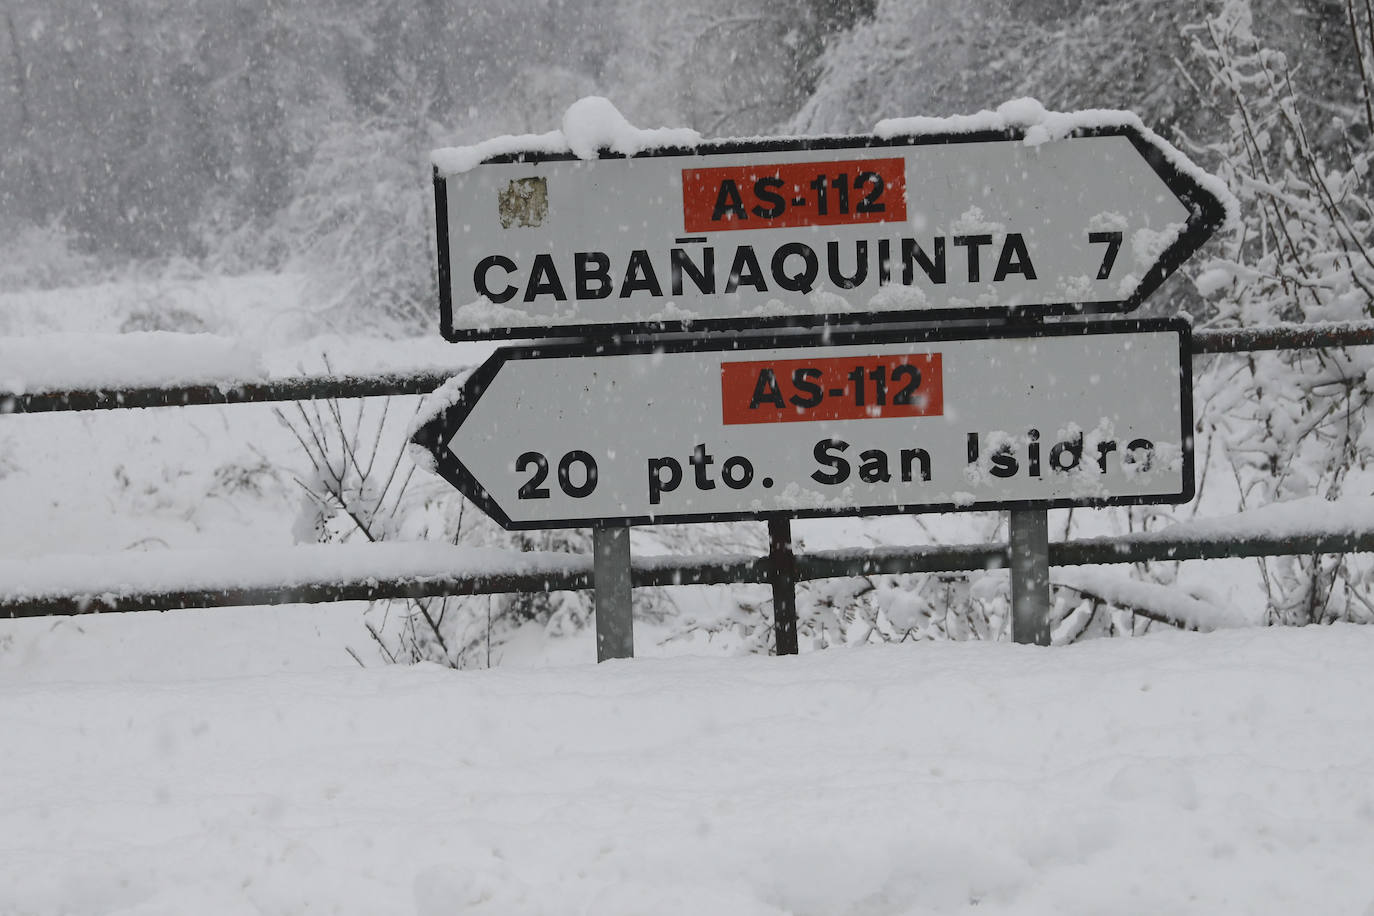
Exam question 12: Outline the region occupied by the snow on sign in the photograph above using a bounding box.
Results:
[431,107,1228,341]
[411,319,1194,529]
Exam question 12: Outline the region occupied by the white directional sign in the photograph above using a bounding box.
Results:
[412,320,1194,529]
[433,123,1227,341]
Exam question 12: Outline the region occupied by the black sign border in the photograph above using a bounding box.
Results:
[434,125,1226,342]
[412,318,1195,530]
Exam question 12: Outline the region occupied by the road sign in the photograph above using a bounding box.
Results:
[433,125,1227,341]
[412,319,1194,529]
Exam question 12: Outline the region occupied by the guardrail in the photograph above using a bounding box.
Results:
[3,320,1373,654]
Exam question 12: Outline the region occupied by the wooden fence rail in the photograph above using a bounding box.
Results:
[1,527,1370,619]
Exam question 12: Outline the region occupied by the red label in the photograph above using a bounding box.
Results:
[721,354,943,425]
[682,158,907,233]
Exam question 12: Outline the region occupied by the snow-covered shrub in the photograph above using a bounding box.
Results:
[800,571,1009,647]
[267,123,436,337]
[277,395,614,668]
[1182,0,1374,624]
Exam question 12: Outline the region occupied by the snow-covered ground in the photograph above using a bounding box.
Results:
[3,623,1374,915]
[0,271,484,559]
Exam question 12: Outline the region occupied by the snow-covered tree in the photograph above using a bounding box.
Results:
[1183,0,1374,624]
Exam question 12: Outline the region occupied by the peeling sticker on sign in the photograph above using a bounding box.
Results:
[498,177,547,228]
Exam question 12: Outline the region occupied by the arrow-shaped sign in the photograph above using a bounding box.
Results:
[433,119,1229,341]
[413,320,1194,529]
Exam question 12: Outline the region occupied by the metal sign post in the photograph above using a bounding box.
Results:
[420,112,1229,662]
[767,518,799,656]
[593,524,634,661]
[1008,507,1052,645]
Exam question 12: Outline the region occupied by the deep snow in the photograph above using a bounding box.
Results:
[2,625,1374,915]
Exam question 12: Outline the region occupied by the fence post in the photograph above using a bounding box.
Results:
[592,524,634,661]
[767,517,799,656]
[1008,508,1051,645]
